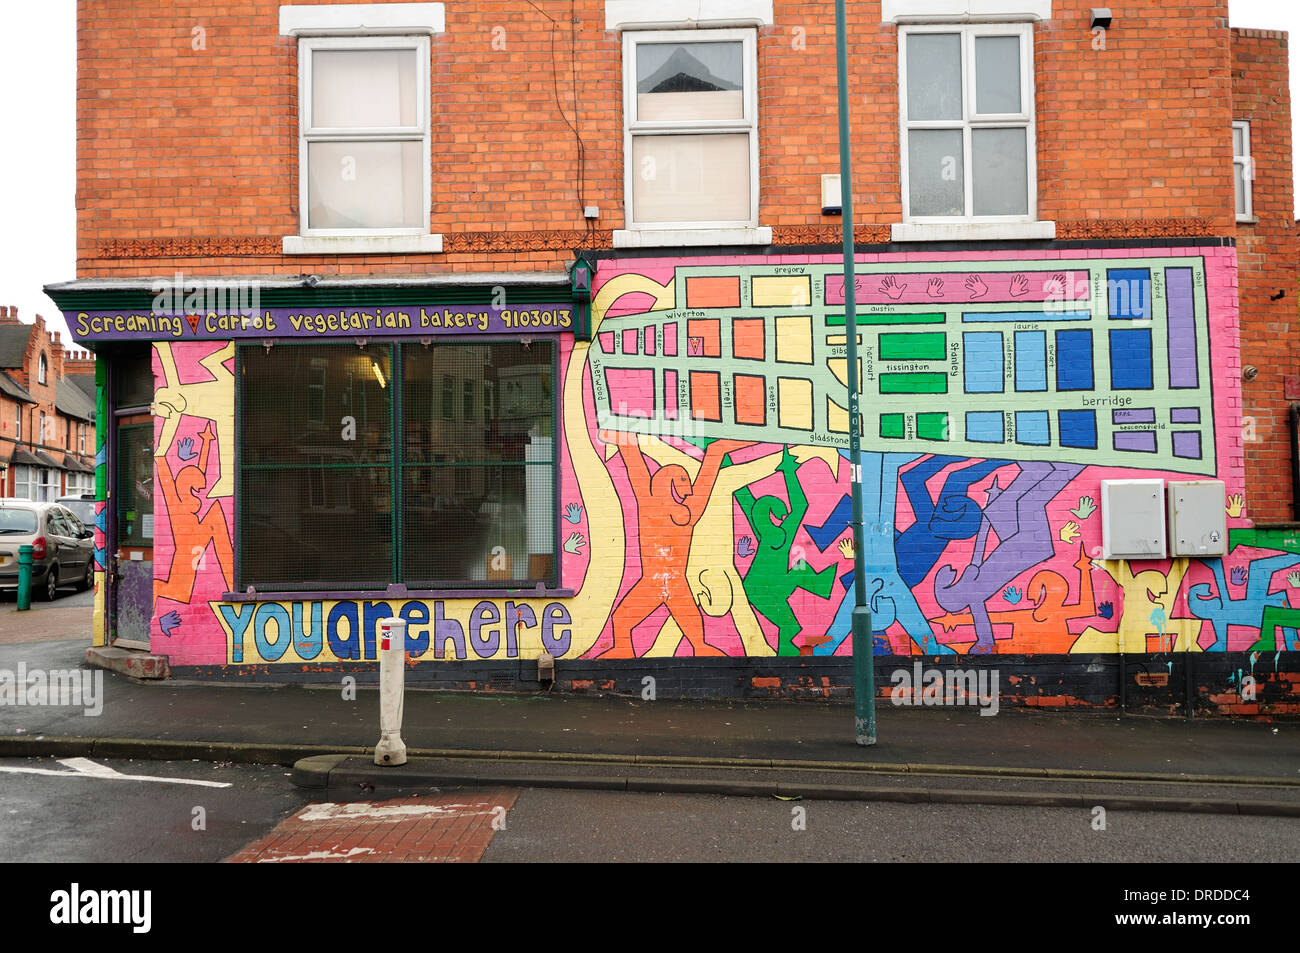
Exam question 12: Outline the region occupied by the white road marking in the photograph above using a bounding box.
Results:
[298,801,496,822]
[256,847,375,862]
[0,757,232,788]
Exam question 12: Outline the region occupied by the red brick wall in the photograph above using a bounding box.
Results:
[77,0,1237,280]
[1233,28,1298,524]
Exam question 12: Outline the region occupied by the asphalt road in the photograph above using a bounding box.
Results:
[4,754,1296,864]
[0,756,310,863]
[483,788,1300,863]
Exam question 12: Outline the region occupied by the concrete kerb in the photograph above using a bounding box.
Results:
[4,735,1300,813]
[304,756,1300,817]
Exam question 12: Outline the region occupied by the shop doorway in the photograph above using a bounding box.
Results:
[109,347,155,649]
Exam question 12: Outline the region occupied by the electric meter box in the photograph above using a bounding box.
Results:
[1100,479,1166,559]
[1166,480,1227,556]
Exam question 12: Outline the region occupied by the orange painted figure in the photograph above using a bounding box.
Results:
[156,421,234,603]
[602,435,744,658]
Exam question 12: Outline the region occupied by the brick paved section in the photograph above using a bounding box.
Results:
[226,789,518,863]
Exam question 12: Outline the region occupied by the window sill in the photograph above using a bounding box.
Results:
[1236,215,1259,225]
[890,220,1056,242]
[224,585,576,603]
[613,226,772,249]
[282,234,444,255]
[881,0,1051,22]
[279,2,446,36]
[605,0,774,30]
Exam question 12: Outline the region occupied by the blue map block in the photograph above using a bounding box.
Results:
[1014,330,1047,392]
[1058,409,1098,449]
[1108,268,1151,320]
[1109,328,1154,390]
[1055,329,1094,391]
[1015,411,1050,446]
[965,411,1005,443]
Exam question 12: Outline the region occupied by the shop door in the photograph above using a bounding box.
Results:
[112,416,154,648]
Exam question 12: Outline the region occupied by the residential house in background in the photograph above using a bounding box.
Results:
[46,0,1300,712]
[0,305,96,502]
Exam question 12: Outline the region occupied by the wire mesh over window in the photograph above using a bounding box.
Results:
[240,344,394,589]
[402,341,555,587]
[238,340,556,591]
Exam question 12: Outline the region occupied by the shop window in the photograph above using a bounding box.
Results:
[238,340,556,591]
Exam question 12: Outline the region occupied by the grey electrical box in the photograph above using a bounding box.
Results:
[1100,479,1166,559]
[1167,480,1227,556]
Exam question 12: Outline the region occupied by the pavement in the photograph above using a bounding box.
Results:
[2,637,1299,816]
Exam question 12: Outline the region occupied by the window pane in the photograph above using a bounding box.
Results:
[307,140,423,229]
[311,49,418,128]
[906,33,962,121]
[908,129,964,216]
[1234,162,1247,215]
[402,342,555,586]
[241,345,392,468]
[636,41,743,121]
[1232,125,1245,155]
[241,467,393,589]
[113,345,155,407]
[632,133,750,223]
[975,36,1021,114]
[117,425,153,545]
[972,127,1028,215]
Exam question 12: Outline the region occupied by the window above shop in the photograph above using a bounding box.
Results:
[894,22,1054,242]
[1233,120,1254,223]
[280,4,445,255]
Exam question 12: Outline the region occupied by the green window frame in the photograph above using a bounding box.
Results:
[236,339,558,592]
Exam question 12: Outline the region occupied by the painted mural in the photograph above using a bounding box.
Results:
[111,246,1300,667]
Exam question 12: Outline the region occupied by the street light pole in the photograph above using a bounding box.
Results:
[834,0,876,745]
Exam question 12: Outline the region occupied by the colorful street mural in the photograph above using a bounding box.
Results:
[88,246,1300,667]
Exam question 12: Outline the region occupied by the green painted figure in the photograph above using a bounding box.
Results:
[731,448,837,656]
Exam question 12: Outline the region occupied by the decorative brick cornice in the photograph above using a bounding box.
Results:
[94,217,1221,260]
[771,224,892,245]
[1055,217,1217,240]
[442,229,612,253]
[97,237,281,259]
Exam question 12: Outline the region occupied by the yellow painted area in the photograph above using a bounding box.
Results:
[92,573,106,647]
[752,275,811,307]
[775,315,813,364]
[153,342,236,498]
[777,378,813,430]
[590,272,674,336]
[827,397,849,433]
[1071,559,1204,654]
[828,357,863,388]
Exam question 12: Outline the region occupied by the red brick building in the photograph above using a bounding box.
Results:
[46,1,1300,711]
[0,306,96,502]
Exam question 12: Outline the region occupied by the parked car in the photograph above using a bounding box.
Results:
[56,494,97,528]
[0,500,95,601]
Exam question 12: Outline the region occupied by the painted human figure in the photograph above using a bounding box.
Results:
[1073,557,1201,653]
[155,420,234,603]
[733,448,837,655]
[602,435,743,658]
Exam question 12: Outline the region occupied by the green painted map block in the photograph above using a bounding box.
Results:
[826,312,945,327]
[879,332,946,361]
[880,372,948,394]
[917,412,949,441]
[880,414,905,439]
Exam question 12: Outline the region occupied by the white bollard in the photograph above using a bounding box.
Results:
[374,617,408,766]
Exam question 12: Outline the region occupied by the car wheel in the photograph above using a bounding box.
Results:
[44,565,59,602]
[77,559,93,592]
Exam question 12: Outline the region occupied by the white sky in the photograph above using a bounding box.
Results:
[0,1,1294,347]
